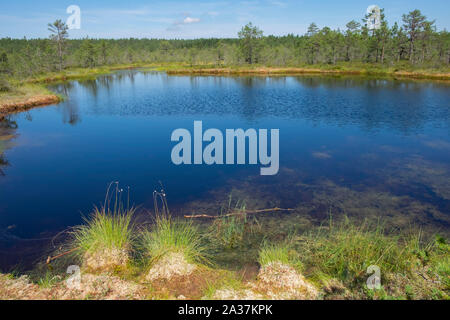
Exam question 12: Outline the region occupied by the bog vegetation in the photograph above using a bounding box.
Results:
[0,186,449,300]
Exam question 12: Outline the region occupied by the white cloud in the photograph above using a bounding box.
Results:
[269,1,287,8]
[183,17,200,24]
[167,15,201,31]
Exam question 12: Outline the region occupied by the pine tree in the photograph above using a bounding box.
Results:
[48,20,69,71]
[402,10,426,63]
[238,22,263,64]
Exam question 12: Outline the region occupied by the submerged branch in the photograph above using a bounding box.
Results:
[184,207,294,219]
[46,247,79,264]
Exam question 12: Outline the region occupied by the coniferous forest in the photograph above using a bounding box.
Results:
[0,8,449,83]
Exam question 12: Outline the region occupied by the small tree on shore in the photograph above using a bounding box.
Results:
[48,19,69,71]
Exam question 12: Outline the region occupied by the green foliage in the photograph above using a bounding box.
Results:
[430,235,450,288]
[0,79,12,92]
[295,218,426,284]
[209,196,261,249]
[72,206,135,255]
[77,38,98,68]
[0,51,10,74]
[140,213,206,264]
[238,22,264,64]
[37,271,60,288]
[48,19,69,71]
[258,238,303,271]
[71,185,135,256]
[213,215,248,249]
[202,272,245,299]
[1,8,445,80]
[259,243,289,266]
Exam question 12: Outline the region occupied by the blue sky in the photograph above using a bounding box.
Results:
[1,0,448,39]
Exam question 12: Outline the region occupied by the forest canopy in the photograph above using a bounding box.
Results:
[0,8,448,80]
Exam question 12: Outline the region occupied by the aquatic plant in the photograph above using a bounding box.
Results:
[71,183,135,271]
[210,195,262,249]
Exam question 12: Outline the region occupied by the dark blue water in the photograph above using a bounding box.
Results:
[1,71,449,269]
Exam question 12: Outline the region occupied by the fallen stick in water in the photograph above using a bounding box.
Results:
[46,247,79,264]
[184,207,294,219]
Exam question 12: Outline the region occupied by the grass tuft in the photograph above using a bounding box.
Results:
[37,271,60,288]
[259,243,291,266]
[258,241,303,271]
[71,184,136,257]
[295,218,429,284]
[141,213,206,265]
[73,206,135,256]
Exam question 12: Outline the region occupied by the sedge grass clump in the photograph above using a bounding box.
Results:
[141,213,207,281]
[258,242,292,267]
[71,184,136,272]
[256,241,317,299]
[141,213,205,265]
[258,241,304,275]
[37,271,61,288]
[296,218,428,286]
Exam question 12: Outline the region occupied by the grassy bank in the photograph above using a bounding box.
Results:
[162,62,450,80]
[0,63,153,114]
[0,83,61,115]
[1,62,449,115]
[1,198,448,300]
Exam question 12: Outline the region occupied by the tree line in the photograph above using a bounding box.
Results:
[0,8,448,82]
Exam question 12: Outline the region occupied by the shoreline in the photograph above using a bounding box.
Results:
[0,212,448,300]
[165,66,450,80]
[0,64,141,116]
[1,64,449,116]
[0,94,61,116]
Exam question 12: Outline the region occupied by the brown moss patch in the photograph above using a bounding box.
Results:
[0,94,60,115]
[146,252,196,282]
[321,278,353,300]
[58,274,147,300]
[208,263,319,300]
[253,262,318,300]
[83,247,129,273]
[0,273,148,300]
[150,268,221,299]
[212,288,265,300]
[0,275,50,300]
